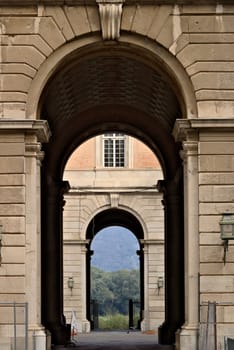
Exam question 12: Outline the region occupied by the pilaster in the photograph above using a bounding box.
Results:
[42,179,70,345]
[173,120,199,350]
[157,175,184,345]
[25,138,48,349]
[0,119,50,350]
[80,245,91,333]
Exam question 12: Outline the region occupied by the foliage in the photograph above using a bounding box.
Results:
[98,313,129,330]
[91,266,140,316]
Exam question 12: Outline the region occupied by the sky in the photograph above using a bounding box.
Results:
[90,226,140,271]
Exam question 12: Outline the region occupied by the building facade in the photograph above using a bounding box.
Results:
[63,135,165,333]
[0,1,234,349]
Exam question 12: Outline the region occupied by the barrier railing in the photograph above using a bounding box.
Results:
[199,302,234,350]
[0,302,28,350]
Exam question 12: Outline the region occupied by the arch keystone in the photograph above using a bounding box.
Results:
[96,0,125,40]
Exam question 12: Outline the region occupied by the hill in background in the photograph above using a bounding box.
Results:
[90,226,140,272]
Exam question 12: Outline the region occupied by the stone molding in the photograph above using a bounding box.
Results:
[141,239,164,245]
[0,0,231,4]
[25,141,45,162]
[173,118,234,141]
[96,0,124,40]
[0,119,51,143]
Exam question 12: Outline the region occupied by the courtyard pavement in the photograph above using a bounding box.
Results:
[55,330,174,349]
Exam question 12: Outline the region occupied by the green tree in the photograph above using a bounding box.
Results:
[91,267,140,316]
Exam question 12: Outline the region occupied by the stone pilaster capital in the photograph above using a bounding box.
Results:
[180,140,198,162]
[25,140,46,165]
[173,119,198,143]
[0,119,51,143]
[96,0,125,40]
[46,180,70,204]
[25,141,42,156]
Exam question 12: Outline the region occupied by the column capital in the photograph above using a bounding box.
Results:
[180,140,198,163]
[173,119,198,143]
[25,140,45,161]
[157,168,182,196]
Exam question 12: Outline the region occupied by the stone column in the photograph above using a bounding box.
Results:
[141,244,149,332]
[80,245,91,333]
[25,136,48,349]
[157,176,184,345]
[177,139,199,350]
[41,178,70,345]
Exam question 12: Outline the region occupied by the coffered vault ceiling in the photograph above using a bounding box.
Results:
[42,54,181,134]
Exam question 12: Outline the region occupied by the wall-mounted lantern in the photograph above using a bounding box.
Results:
[67,276,74,295]
[220,212,234,264]
[0,224,3,266]
[157,276,164,295]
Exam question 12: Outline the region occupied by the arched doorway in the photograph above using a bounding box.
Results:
[38,37,195,346]
[86,209,144,331]
[90,228,141,331]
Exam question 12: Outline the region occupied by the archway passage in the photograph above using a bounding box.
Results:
[40,41,185,346]
[86,210,144,331]
[89,226,141,331]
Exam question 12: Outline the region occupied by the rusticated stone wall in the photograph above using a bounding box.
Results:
[0,2,234,349]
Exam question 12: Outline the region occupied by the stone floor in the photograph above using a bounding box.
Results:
[54,331,174,349]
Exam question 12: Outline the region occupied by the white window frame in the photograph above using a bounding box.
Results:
[103,133,126,168]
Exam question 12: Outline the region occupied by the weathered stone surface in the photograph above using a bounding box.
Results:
[0,277,25,293]
[192,72,234,91]
[177,44,234,67]
[0,187,25,204]
[200,262,234,275]
[44,6,75,41]
[131,5,158,35]
[199,174,234,186]
[2,46,45,69]
[0,217,25,233]
[37,17,66,49]
[199,155,234,172]
[200,142,234,155]
[199,185,234,202]
[0,157,25,173]
[199,215,220,232]
[0,175,25,186]
[0,204,25,216]
[86,6,100,32]
[147,5,172,39]
[200,246,226,263]
[0,3,234,349]
[0,143,24,156]
[64,6,92,36]
[188,15,234,33]
[200,275,234,293]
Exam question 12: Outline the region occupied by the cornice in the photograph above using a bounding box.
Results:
[173,118,234,141]
[0,119,51,143]
[0,0,232,5]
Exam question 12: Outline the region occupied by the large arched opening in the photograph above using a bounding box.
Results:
[36,36,197,346]
[86,209,144,331]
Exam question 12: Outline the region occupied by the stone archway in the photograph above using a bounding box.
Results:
[86,208,145,331]
[36,36,196,346]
